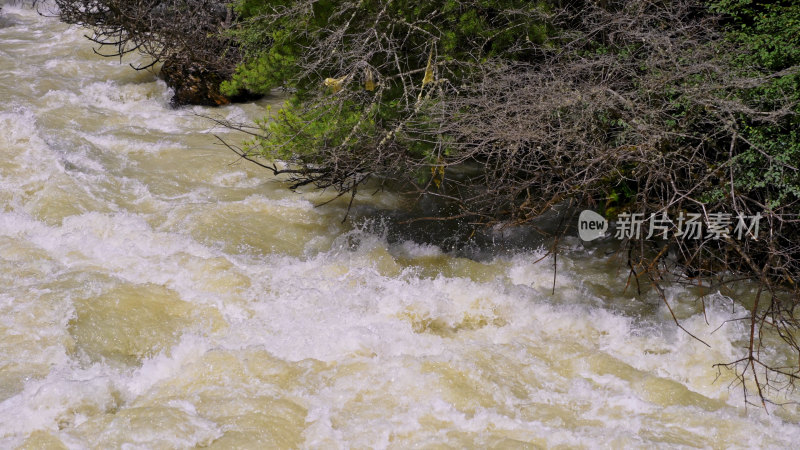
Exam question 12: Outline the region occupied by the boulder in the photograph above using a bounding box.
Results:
[160,58,264,107]
[160,58,231,107]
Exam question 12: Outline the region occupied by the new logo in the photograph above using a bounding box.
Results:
[578,210,608,241]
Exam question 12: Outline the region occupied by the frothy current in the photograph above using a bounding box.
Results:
[1,4,799,448]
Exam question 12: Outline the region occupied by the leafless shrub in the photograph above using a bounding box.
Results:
[428,1,800,408]
[49,0,242,105]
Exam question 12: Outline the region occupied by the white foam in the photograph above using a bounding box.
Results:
[2,7,800,448]
[0,364,117,436]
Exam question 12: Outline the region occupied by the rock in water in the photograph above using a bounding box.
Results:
[160,59,231,107]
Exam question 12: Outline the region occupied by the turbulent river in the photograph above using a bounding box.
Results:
[1,5,799,449]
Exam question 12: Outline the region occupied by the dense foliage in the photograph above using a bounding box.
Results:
[221,0,555,192]
[224,0,797,219]
[710,0,800,209]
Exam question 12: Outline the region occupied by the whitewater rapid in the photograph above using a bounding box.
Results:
[1,4,799,448]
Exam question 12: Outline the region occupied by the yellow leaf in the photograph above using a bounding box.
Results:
[324,76,346,93]
[430,163,445,189]
[365,69,375,91]
[422,50,434,86]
